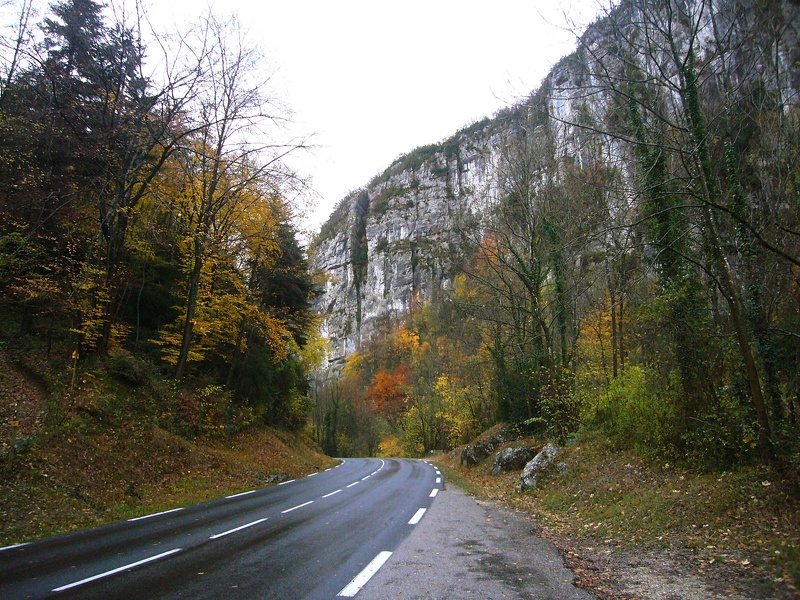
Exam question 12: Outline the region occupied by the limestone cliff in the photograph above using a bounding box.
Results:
[310,118,506,367]
[310,0,799,370]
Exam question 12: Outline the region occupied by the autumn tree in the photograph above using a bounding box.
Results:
[0,2,316,434]
[552,0,800,459]
[161,12,303,380]
[366,365,409,426]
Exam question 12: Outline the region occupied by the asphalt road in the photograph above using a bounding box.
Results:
[360,483,594,599]
[0,457,439,599]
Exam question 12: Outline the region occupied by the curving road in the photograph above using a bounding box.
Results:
[0,458,441,599]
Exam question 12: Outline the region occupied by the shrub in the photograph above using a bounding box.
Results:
[585,365,680,454]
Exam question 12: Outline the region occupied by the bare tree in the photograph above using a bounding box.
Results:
[0,0,35,106]
[549,0,800,456]
[169,12,304,380]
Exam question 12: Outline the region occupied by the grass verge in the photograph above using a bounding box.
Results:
[433,431,799,599]
[0,423,336,545]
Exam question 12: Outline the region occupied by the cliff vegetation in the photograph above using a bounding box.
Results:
[310,0,800,476]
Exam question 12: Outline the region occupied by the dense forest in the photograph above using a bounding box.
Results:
[311,0,800,471]
[0,0,319,437]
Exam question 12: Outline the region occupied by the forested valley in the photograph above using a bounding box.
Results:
[2,0,800,593]
[310,0,800,474]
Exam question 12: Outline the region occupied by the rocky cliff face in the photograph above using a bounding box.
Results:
[311,120,505,368]
[310,0,798,370]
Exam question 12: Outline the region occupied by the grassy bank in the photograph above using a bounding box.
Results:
[0,346,336,546]
[0,422,336,545]
[434,432,799,599]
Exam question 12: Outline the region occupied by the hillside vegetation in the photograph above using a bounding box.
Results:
[312,0,800,476]
[435,430,799,599]
[307,3,800,595]
[0,0,329,545]
[0,347,335,546]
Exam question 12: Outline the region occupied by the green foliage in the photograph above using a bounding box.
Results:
[105,349,158,388]
[370,185,410,217]
[584,366,680,455]
[679,383,761,469]
[234,346,309,430]
[316,194,354,243]
[350,191,370,293]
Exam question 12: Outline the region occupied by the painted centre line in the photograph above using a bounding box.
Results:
[0,542,30,552]
[226,490,256,499]
[337,551,393,597]
[128,507,184,522]
[322,489,342,498]
[281,500,314,514]
[429,488,439,498]
[408,508,427,525]
[346,481,359,488]
[209,518,267,540]
[52,548,182,592]
[361,475,371,481]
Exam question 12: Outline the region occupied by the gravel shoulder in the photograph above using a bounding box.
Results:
[359,482,593,600]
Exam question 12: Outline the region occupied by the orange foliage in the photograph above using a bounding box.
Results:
[366,364,410,422]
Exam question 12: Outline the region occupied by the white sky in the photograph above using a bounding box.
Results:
[4,0,604,234]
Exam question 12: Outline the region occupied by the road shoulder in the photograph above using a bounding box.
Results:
[359,482,593,600]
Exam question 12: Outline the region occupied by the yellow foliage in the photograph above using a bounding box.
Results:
[377,435,404,458]
[299,320,329,371]
[343,352,365,380]
[392,327,420,354]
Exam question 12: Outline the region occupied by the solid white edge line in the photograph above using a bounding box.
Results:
[346,481,359,488]
[127,507,184,522]
[209,518,267,540]
[281,500,314,514]
[308,472,318,477]
[337,551,393,597]
[52,548,182,592]
[226,490,256,499]
[408,508,427,525]
[0,542,30,552]
[278,479,296,486]
[429,488,439,498]
[322,489,342,498]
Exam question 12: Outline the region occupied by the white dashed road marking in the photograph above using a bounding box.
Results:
[337,551,393,597]
[52,548,182,592]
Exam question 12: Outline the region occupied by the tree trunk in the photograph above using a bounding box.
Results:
[174,240,204,380]
[682,52,773,457]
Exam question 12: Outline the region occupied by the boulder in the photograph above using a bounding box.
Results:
[460,440,495,466]
[491,446,534,475]
[520,442,558,491]
[458,426,511,467]
[261,472,293,484]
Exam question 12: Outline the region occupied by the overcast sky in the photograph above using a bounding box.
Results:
[168,1,607,233]
[9,0,604,233]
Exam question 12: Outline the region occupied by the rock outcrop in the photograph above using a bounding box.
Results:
[311,122,503,370]
[310,0,798,372]
[491,446,535,475]
[520,442,559,491]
